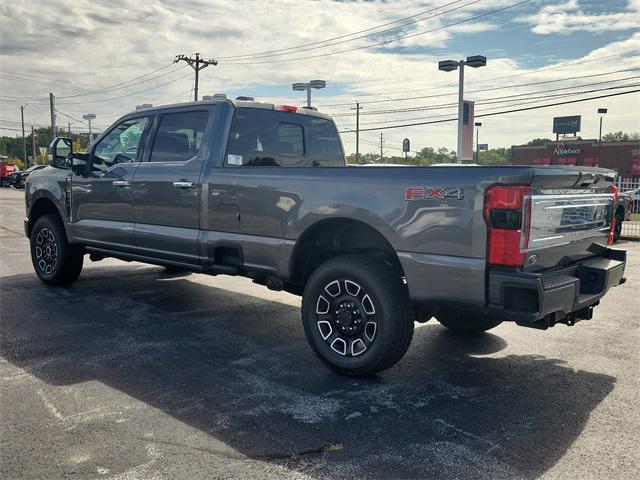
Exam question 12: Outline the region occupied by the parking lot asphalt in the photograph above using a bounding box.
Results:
[1,187,638,480]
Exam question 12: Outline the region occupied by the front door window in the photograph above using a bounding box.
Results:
[92,118,148,174]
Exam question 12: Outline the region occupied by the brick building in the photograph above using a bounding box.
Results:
[511,140,640,180]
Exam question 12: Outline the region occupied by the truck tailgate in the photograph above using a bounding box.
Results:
[524,167,617,271]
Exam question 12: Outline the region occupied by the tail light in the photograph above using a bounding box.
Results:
[608,184,618,245]
[484,185,531,267]
[275,105,297,113]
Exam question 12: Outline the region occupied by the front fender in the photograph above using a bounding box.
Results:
[25,168,71,238]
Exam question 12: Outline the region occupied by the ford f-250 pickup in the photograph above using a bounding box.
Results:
[24,99,626,375]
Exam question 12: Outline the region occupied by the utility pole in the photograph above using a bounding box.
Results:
[20,106,27,168]
[380,132,384,163]
[174,53,217,101]
[49,93,56,137]
[31,126,36,166]
[351,102,363,163]
[68,122,71,135]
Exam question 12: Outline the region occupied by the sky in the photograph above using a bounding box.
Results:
[0,0,639,156]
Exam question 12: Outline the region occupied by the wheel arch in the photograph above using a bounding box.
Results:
[290,217,405,285]
[26,194,65,239]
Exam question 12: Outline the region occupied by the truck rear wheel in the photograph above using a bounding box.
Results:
[30,214,83,286]
[436,308,502,334]
[302,255,413,376]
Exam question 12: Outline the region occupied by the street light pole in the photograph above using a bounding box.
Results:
[475,122,482,163]
[83,114,96,142]
[597,108,607,165]
[438,55,486,163]
[20,105,27,169]
[31,126,36,167]
[292,80,326,108]
[457,61,465,165]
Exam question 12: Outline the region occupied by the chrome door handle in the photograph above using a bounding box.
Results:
[112,180,131,186]
[173,181,196,188]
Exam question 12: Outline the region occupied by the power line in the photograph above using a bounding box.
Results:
[340,88,640,132]
[54,108,87,125]
[321,66,640,108]
[331,75,640,117]
[55,64,185,99]
[223,0,532,65]
[55,72,193,105]
[343,82,640,127]
[221,0,479,61]
[218,0,470,60]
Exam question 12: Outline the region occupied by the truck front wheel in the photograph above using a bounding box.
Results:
[436,308,502,334]
[302,255,413,376]
[30,214,83,286]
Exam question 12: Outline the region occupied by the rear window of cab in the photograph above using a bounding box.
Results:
[225,109,344,167]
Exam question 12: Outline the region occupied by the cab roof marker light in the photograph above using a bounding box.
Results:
[275,105,298,113]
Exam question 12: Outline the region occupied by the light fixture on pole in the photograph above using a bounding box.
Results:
[597,108,607,165]
[82,114,96,139]
[474,122,482,163]
[438,55,486,163]
[292,80,326,108]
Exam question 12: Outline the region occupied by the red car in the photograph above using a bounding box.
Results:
[0,160,18,187]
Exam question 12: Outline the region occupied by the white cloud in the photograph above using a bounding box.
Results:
[0,0,638,153]
[520,0,639,35]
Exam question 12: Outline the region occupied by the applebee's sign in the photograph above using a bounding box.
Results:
[554,145,581,156]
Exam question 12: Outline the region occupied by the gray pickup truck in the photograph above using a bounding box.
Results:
[25,99,626,375]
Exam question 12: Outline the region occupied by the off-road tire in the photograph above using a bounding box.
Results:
[30,214,83,286]
[436,308,502,334]
[302,254,413,376]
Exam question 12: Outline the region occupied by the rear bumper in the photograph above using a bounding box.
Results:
[487,248,626,326]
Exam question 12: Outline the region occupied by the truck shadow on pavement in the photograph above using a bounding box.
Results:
[1,265,616,479]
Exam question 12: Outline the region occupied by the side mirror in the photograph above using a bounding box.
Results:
[49,137,72,168]
[49,137,86,174]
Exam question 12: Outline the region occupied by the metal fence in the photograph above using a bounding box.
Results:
[615,177,640,239]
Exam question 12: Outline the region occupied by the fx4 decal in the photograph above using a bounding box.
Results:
[405,186,464,201]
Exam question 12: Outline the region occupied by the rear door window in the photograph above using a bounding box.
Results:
[225,109,343,167]
[149,110,209,163]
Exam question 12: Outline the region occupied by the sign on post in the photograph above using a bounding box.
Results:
[553,116,581,134]
[461,101,474,161]
[402,138,410,153]
[478,143,488,151]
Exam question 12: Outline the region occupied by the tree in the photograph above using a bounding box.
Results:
[602,131,640,142]
[526,138,552,146]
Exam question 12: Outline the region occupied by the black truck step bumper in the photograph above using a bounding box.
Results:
[487,248,626,328]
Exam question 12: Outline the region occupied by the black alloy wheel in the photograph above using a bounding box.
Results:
[302,255,413,376]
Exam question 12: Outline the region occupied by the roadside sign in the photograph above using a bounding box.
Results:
[553,116,581,134]
[478,143,488,151]
[402,138,410,153]
[461,101,474,161]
